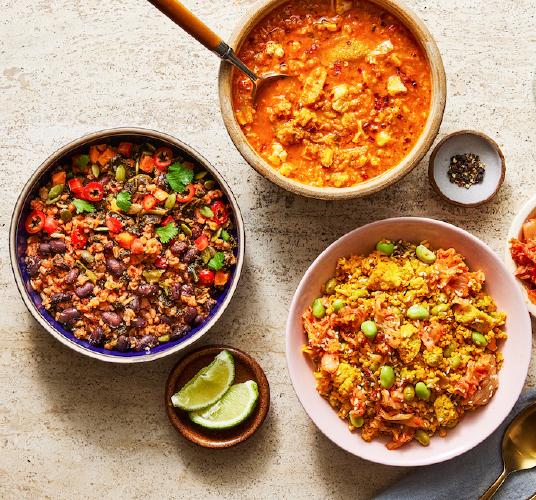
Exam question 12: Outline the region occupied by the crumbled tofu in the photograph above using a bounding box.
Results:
[269,98,293,119]
[267,142,288,166]
[387,75,407,95]
[324,40,368,63]
[335,0,353,14]
[330,172,350,187]
[275,122,304,145]
[332,84,349,101]
[294,108,316,127]
[320,148,334,167]
[315,20,339,31]
[390,53,402,66]
[375,130,391,146]
[300,66,328,105]
[265,41,284,58]
[371,40,394,56]
[279,163,293,177]
[236,107,254,125]
[331,84,350,113]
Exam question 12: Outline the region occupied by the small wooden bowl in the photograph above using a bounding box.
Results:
[428,130,506,207]
[218,0,447,200]
[165,345,270,448]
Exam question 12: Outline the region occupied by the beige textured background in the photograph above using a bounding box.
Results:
[1,0,535,498]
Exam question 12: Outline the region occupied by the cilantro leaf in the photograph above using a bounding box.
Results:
[155,222,179,244]
[73,198,95,214]
[116,191,132,212]
[166,162,194,193]
[208,252,225,271]
[75,154,90,169]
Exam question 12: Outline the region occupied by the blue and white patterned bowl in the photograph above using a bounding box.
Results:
[10,128,245,363]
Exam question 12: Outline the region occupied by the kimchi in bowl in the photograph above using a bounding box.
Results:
[219,0,446,200]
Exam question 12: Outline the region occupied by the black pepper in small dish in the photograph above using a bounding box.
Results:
[447,153,486,189]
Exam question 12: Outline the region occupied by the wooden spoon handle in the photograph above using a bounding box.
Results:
[147,0,222,52]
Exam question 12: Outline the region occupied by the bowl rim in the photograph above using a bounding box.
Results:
[428,129,506,207]
[218,0,447,200]
[504,193,536,317]
[9,127,245,363]
[285,216,532,466]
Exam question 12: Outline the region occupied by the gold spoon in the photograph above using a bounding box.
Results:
[480,402,536,500]
[147,0,287,102]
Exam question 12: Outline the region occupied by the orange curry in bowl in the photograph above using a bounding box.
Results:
[231,0,432,188]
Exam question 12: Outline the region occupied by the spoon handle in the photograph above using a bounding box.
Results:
[480,468,508,500]
[147,0,222,52]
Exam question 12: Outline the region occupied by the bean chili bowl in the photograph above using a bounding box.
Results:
[10,128,245,363]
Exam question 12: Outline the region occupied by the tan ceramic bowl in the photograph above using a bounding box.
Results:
[218,0,447,200]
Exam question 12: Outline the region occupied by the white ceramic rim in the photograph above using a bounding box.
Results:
[505,193,536,317]
[285,216,532,466]
[10,127,245,364]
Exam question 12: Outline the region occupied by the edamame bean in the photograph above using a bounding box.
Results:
[165,193,176,210]
[48,184,64,199]
[376,241,395,256]
[349,414,364,428]
[115,165,126,182]
[449,355,462,369]
[221,229,230,242]
[60,209,72,222]
[361,320,377,339]
[380,365,395,389]
[91,164,100,178]
[471,332,488,347]
[350,289,369,299]
[407,304,429,320]
[431,303,449,316]
[332,298,346,312]
[415,382,431,401]
[415,429,430,446]
[416,244,436,264]
[403,385,415,402]
[312,298,325,319]
[324,278,337,295]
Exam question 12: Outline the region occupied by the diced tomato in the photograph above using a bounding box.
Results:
[198,269,215,286]
[82,181,104,202]
[153,147,173,171]
[176,184,196,203]
[214,271,229,287]
[139,154,155,173]
[131,238,145,254]
[43,216,59,235]
[161,215,174,226]
[25,210,46,234]
[194,234,209,251]
[154,256,168,269]
[117,142,133,157]
[106,216,123,233]
[116,232,136,249]
[52,171,66,186]
[210,201,228,225]
[142,194,157,211]
[153,188,169,201]
[68,178,84,196]
[71,228,87,248]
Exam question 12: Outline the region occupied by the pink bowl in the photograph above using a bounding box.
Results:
[286,217,532,466]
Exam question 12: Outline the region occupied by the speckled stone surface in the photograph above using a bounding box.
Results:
[1,0,535,498]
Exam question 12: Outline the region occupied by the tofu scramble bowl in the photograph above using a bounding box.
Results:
[302,240,506,449]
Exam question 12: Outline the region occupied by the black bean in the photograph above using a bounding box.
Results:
[102,311,122,328]
[130,296,140,312]
[182,247,199,263]
[183,306,198,325]
[190,224,202,239]
[26,256,41,277]
[50,240,67,253]
[50,292,71,304]
[116,335,130,352]
[103,241,114,253]
[75,282,94,298]
[159,315,172,325]
[137,283,157,297]
[57,307,80,326]
[88,327,104,347]
[132,317,147,328]
[38,243,51,255]
[105,258,124,277]
[170,324,191,341]
[155,173,170,189]
[135,335,157,351]
[64,268,80,284]
[170,240,188,256]
[170,282,182,300]
[193,314,205,326]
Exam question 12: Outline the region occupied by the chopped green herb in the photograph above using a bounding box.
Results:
[221,229,230,242]
[208,252,225,271]
[155,222,179,244]
[166,162,194,193]
[75,154,90,168]
[73,198,95,214]
[116,191,132,212]
[200,206,214,218]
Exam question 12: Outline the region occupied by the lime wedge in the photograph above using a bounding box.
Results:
[171,350,235,411]
[189,380,259,429]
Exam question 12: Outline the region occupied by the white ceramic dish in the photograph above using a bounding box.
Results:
[505,193,536,317]
[429,131,505,207]
[286,217,531,466]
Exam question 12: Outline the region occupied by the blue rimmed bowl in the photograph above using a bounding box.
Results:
[10,128,245,363]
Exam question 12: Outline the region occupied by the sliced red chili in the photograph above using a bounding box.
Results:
[194,234,209,251]
[142,194,157,211]
[176,184,196,203]
[25,210,46,234]
[153,147,173,171]
[198,269,215,286]
[71,228,87,248]
[161,215,174,226]
[68,178,84,196]
[43,216,59,235]
[106,216,123,233]
[82,181,104,202]
[117,142,133,157]
[210,201,229,225]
